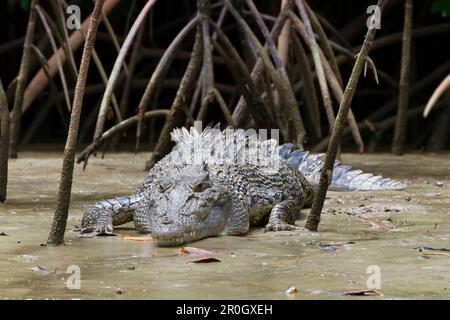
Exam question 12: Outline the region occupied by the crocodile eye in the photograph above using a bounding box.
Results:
[188,181,211,193]
[158,181,173,193]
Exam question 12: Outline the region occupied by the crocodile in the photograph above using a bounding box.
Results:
[80,126,407,246]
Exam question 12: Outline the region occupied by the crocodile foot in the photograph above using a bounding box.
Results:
[94,224,114,235]
[264,223,297,232]
[79,223,115,236]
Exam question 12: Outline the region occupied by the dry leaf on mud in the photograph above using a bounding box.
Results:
[186,257,221,264]
[343,289,384,296]
[121,234,153,242]
[285,286,298,295]
[421,252,450,257]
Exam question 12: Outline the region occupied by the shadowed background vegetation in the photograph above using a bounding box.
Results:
[1,0,449,152]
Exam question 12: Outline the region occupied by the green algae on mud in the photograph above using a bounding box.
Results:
[0,152,449,299]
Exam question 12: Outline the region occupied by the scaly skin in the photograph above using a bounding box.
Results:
[80,126,407,246]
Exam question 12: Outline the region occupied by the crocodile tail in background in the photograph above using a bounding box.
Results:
[278,144,408,191]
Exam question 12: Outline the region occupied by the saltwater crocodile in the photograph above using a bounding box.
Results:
[80,126,407,246]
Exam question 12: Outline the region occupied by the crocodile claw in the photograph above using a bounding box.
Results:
[94,224,114,235]
[264,223,297,232]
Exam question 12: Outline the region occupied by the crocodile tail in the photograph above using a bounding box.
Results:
[278,144,407,191]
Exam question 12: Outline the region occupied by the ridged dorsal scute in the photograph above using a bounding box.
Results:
[169,126,283,168]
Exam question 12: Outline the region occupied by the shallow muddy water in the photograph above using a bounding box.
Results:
[1,152,449,299]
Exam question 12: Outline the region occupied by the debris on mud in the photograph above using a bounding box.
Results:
[186,257,221,264]
[343,289,384,297]
[285,286,298,295]
[121,235,152,242]
[29,266,56,276]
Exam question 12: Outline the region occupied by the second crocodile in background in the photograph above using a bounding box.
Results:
[80,126,407,246]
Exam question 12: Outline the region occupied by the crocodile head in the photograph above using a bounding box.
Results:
[148,168,232,246]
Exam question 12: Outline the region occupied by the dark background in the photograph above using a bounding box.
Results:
[0,0,449,151]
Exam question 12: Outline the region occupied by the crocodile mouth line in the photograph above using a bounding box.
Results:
[152,231,198,246]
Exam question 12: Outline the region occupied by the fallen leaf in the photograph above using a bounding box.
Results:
[176,247,216,256]
[186,257,221,264]
[343,289,384,297]
[421,252,450,257]
[121,235,153,242]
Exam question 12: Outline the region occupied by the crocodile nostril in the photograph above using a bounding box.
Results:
[161,218,174,225]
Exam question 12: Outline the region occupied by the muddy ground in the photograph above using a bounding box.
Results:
[0,152,449,299]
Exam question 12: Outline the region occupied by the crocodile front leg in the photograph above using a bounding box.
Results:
[134,195,152,233]
[264,200,301,232]
[81,194,141,234]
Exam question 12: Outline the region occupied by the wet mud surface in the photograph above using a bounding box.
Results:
[1,152,449,299]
